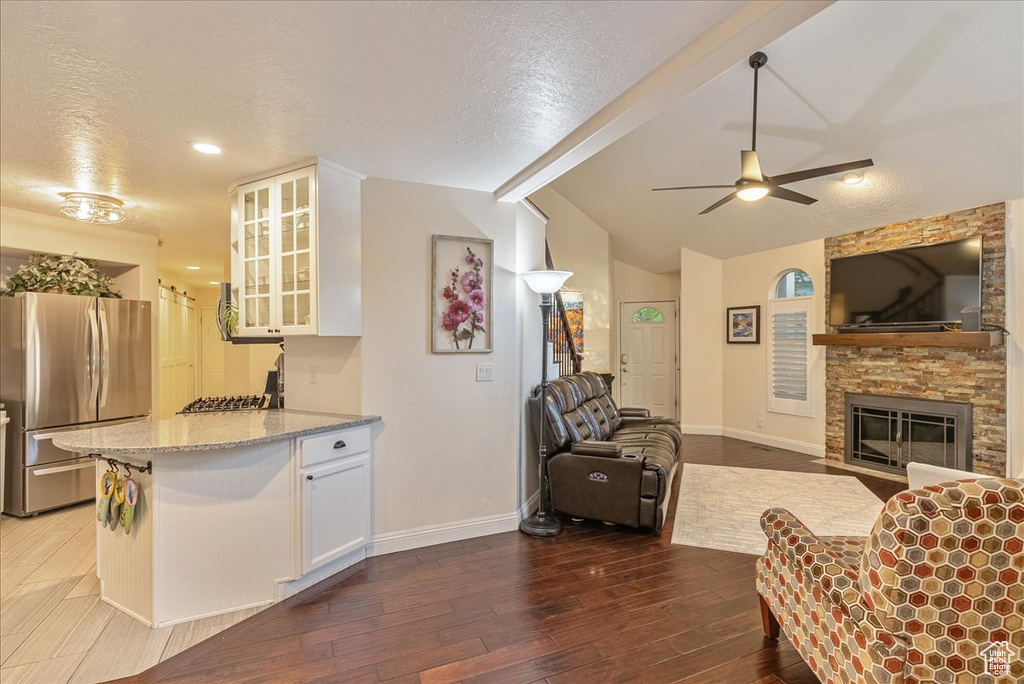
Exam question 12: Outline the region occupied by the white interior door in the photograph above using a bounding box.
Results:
[618,301,678,418]
[199,306,225,397]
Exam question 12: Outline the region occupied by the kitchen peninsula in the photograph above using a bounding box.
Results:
[52,409,380,628]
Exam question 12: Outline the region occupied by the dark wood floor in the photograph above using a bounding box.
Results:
[113,436,905,684]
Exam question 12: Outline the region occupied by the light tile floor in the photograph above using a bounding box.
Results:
[0,503,263,684]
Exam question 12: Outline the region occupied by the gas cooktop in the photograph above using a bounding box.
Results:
[179,395,269,413]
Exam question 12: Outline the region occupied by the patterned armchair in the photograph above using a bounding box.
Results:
[756,478,1024,684]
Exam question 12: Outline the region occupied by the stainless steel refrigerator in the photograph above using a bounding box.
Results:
[1,292,152,516]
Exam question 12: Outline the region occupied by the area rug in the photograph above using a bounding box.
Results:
[671,464,886,555]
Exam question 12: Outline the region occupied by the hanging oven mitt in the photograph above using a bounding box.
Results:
[109,474,125,532]
[119,477,139,535]
[97,469,116,528]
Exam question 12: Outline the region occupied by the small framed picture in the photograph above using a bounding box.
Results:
[726,305,760,344]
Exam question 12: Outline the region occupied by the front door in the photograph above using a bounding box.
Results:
[618,301,677,419]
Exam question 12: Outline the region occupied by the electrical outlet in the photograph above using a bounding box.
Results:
[757,417,764,428]
[309,366,318,385]
[476,363,494,382]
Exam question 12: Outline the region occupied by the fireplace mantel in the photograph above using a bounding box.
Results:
[813,331,1003,348]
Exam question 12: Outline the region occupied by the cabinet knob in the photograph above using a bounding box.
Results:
[267,328,273,333]
[333,440,346,449]
[306,474,313,481]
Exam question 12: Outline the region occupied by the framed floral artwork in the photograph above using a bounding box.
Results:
[431,235,493,353]
[726,305,760,343]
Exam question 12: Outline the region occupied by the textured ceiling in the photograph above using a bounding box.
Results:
[549,0,1024,271]
[0,0,743,290]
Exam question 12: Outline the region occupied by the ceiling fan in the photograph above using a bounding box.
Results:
[652,51,873,215]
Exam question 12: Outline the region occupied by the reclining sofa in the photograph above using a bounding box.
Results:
[529,372,682,531]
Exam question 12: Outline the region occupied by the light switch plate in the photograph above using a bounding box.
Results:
[476,363,494,382]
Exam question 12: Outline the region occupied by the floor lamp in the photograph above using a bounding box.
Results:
[520,269,573,538]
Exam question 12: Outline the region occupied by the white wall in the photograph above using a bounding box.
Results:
[515,202,546,511]
[528,186,612,371]
[1005,198,1023,478]
[284,337,361,415]
[0,206,160,412]
[352,178,525,540]
[721,239,826,455]
[679,247,722,431]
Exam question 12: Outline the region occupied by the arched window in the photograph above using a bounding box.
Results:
[631,307,664,323]
[768,269,814,417]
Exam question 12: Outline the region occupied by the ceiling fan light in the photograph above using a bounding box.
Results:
[842,172,864,185]
[736,185,769,202]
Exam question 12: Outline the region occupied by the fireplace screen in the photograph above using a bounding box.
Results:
[845,394,971,474]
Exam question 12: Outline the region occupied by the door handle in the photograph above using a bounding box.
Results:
[620,353,628,365]
[98,308,110,408]
[33,462,95,476]
[621,369,629,374]
[87,308,101,407]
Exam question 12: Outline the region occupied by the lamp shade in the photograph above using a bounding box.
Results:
[522,270,572,294]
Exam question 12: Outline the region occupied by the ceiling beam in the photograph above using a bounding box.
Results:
[493,0,833,203]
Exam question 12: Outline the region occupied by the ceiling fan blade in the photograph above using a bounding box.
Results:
[768,159,874,186]
[740,150,763,181]
[768,185,817,205]
[698,193,737,215]
[652,184,735,192]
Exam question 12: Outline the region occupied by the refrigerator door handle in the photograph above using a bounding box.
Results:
[87,307,101,407]
[98,307,110,408]
[32,462,95,476]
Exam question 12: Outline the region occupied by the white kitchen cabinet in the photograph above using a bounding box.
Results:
[301,453,371,573]
[230,158,363,337]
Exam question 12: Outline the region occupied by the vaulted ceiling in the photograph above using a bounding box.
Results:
[550,1,1024,270]
[0,0,743,289]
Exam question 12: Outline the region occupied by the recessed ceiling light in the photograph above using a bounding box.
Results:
[59,192,126,225]
[190,142,222,155]
[186,266,200,270]
[208,281,221,285]
[842,172,864,185]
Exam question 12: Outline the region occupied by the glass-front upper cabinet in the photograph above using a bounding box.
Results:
[275,168,316,335]
[230,159,362,338]
[239,181,274,334]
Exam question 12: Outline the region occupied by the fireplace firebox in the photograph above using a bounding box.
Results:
[844,393,972,475]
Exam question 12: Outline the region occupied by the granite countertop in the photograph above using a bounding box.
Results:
[51,410,381,455]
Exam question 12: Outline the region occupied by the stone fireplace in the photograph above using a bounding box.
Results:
[824,203,1007,476]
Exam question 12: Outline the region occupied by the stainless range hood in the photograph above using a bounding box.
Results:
[217,283,282,345]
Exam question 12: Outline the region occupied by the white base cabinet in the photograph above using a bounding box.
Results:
[95,424,374,627]
[302,453,371,573]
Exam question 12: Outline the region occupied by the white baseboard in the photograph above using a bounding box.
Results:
[275,547,367,600]
[681,425,724,436]
[154,598,275,629]
[721,427,825,458]
[100,595,152,628]
[518,491,539,521]
[369,510,520,557]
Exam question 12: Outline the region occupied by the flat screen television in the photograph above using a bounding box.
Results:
[829,237,982,330]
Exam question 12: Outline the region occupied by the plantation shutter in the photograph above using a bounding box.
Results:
[771,310,808,401]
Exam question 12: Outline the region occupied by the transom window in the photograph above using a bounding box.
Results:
[632,307,664,323]
[774,269,814,298]
[768,269,814,417]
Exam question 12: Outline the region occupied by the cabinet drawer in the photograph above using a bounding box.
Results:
[300,426,370,467]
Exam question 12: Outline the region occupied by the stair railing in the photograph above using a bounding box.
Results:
[545,243,583,376]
